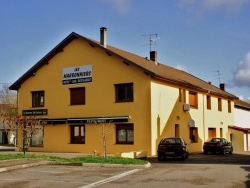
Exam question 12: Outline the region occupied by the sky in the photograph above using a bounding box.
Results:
[0,0,250,102]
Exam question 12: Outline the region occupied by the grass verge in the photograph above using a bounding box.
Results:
[0,153,148,165]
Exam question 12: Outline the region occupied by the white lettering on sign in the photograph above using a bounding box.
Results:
[62,65,92,85]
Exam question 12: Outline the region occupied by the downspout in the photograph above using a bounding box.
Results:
[203,90,210,143]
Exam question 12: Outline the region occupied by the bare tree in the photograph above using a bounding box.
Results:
[93,121,113,157]
[0,83,17,105]
[1,113,44,155]
[0,83,17,145]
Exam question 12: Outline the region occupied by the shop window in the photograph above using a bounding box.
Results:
[115,83,133,102]
[189,91,198,108]
[70,125,85,144]
[218,98,222,111]
[30,126,44,146]
[70,87,85,105]
[189,127,198,143]
[32,91,44,107]
[116,124,134,144]
[228,100,231,113]
[207,95,211,110]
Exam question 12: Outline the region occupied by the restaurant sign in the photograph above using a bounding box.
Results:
[62,65,92,85]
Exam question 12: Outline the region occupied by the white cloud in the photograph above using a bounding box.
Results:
[175,65,188,72]
[178,0,248,14]
[233,51,250,87]
[100,0,131,14]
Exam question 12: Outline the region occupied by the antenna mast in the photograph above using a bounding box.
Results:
[141,33,159,52]
[213,70,223,85]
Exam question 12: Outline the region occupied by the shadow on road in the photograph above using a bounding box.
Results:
[144,153,250,165]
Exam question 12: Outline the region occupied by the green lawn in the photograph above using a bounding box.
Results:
[0,153,148,165]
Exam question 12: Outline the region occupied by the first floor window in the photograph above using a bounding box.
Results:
[70,125,85,144]
[115,83,133,102]
[70,87,85,105]
[218,98,222,111]
[32,91,44,107]
[116,124,134,144]
[189,127,198,143]
[189,91,198,108]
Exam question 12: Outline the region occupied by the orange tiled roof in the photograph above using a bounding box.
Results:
[9,32,238,99]
[234,99,250,109]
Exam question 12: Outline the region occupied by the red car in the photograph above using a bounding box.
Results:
[157,137,189,161]
[203,138,233,155]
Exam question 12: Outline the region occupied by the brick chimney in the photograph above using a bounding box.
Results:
[150,51,157,62]
[100,27,107,47]
[219,83,225,91]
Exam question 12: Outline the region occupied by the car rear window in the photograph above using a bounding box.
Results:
[161,138,181,144]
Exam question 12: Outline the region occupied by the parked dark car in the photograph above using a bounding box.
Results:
[203,138,233,155]
[157,137,189,161]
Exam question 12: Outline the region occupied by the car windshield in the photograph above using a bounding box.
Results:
[161,138,181,144]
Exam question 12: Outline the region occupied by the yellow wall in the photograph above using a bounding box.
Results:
[18,38,152,154]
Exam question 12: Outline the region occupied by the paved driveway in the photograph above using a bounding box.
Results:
[0,152,249,188]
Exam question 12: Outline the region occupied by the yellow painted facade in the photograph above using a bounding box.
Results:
[13,31,236,156]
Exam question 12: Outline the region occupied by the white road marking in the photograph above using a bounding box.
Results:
[79,169,142,188]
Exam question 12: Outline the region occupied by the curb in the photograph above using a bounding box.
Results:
[82,162,151,169]
[0,161,50,173]
[0,161,151,173]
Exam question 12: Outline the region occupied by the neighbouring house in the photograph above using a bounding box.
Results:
[0,104,17,145]
[229,99,250,151]
[9,27,238,156]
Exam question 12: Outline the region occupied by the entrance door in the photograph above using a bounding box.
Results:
[2,132,9,144]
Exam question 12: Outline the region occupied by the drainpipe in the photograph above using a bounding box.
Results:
[203,90,210,143]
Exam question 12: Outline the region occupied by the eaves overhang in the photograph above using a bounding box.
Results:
[9,32,80,90]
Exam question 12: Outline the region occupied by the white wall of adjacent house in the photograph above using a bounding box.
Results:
[234,107,250,128]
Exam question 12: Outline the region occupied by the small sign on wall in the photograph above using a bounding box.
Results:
[62,65,92,85]
[22,109,48,116]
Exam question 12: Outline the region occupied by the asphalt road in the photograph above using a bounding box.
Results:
[0,153,249,188]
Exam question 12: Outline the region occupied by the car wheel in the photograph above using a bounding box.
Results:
[203,150,208,155]
[221,148,226,155]
[158,155,164,161]
[229,148,233,154]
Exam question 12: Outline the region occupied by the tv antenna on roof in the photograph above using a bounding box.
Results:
[213,70,223,85]
[141,33,159,52]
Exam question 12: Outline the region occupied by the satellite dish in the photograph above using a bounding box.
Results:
[189,119,195,127]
